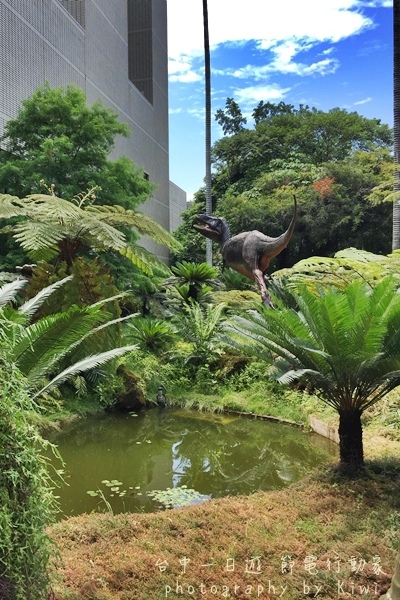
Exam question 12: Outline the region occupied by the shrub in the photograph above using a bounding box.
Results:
[0,353,57,599]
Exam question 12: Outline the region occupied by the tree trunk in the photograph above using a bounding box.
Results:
[393,0,400,250]
[380,551,400,599]
[338,409,364,471]
[203,0,212,265]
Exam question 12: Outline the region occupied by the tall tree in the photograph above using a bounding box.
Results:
[203,0,212,265]
[0,83,152,209]
[224,277,400,473]
[393,0,400,250]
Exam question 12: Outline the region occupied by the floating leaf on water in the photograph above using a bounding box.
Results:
[146,440,151,443]
[129,412,138,417]
[147,487,209,509]
[135,486,140,490]
[101,479,110,484]
[136,442,141,445]
[87,490,98,497]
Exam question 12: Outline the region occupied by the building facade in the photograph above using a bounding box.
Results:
[0,0,184,260]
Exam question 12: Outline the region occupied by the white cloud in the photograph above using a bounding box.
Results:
[234,84,291,106]
[354,97,372,105]
[167,0,375,79]
[166,0,378,96]
[169,71,202,84]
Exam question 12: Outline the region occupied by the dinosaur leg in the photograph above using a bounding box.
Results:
[253,269,273,308]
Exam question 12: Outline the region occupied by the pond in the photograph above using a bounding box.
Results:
[47,407,338,518]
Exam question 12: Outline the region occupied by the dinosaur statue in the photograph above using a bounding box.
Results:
[193,196,297,307]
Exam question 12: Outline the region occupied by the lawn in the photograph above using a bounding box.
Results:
[49,436,400,599]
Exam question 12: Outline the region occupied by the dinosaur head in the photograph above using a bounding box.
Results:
[193,214,230,244]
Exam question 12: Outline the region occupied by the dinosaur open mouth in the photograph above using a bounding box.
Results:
[193,216,216,234]
[193,222,213,233]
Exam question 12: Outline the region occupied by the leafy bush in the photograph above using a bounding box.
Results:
[0,352,57,599]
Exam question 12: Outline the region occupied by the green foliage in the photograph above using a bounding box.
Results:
[147,486,208,509]
[226,278,400,410]
[40,256,119,311]
[0,83,151,209]
[0,190,178,276]
[215,97,247,134]
[274,247,400,291]
[122,350,191,399]
[170,192,208,264]
[125,317,177,353]
[212,103,391,190]
[164,261,219,304]
[177,302,226,365]
[220,267,254,291]
[0,352,57,599]
[0,276,137,399]
[224,277,400,468]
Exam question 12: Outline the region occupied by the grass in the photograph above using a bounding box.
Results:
[48,460,400,599]
[44,381,400,599]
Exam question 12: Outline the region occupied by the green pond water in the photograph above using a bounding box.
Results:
[47,407,338,518]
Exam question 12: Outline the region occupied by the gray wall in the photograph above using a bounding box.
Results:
[0,0,170,260]
[169,181,187,232]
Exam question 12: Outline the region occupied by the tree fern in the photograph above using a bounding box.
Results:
[0,192,181,275]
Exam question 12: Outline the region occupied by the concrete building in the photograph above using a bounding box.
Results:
[0,0,186,260]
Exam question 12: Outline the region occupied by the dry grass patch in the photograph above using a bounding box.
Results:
[49,462,399,600]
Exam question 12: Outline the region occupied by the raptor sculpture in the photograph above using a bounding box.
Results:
[193,196,297,307]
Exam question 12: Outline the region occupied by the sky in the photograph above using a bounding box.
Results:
[166,0,393,201]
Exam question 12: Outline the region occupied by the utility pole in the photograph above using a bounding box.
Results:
[203,0,212,265]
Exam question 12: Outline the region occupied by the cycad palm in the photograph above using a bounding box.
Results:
[165,261,219,303]
[224,278,400,471]
[125,317,177,353]
[0,277,137,399]
[0,191,180,275]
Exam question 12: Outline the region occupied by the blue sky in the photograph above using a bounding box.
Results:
[167,0,393,200]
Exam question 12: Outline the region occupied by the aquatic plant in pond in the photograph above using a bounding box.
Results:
[48,407,337,517]
[87,482,209,510]
[146,486,209,508]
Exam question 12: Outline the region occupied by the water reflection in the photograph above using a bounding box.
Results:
[47,408,337,518]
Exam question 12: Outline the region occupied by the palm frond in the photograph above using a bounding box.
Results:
[0,279,28,306]
[12,307,111,382]
[224,276,400,415]
[13,221,65,261]
[120,244,172,277]
[25,194,84,220]
[32,345,138,399]
[90,205,182,251]
[18,275,73,318]
[0,194,30,218]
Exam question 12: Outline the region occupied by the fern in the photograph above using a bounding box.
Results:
[0,192,182,276]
